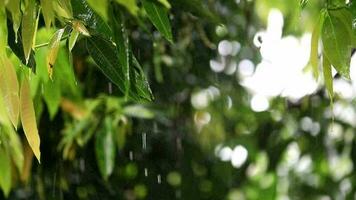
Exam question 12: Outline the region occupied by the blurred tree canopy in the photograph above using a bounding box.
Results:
[0,0,356,199]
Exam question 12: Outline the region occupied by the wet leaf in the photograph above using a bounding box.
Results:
[22,0,39,64]
[40,0,55,29]
[131,56,154,101]
[86,35,126,93]
[0,57,20,129]
[71,0,112,40]
[110,9,130,97]
[20,77,41,163]
[47,28,65,79]
[0,146,11,197]
[321,9,352,79]
[95,118,116,180]
[142,0,173,42]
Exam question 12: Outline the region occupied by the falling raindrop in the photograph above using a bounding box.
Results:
[108,82,113,94]
[142,132,147,150]
[144,168,148,177]
[353,19,356,30]
[41,84,44,94]
[157,174,162,184]
[129,151,134,161]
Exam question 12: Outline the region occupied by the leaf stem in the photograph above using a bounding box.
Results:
[34,34,70,49]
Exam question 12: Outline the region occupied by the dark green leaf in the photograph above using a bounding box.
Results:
[131,56,154,101]
[71,0,112,40]
[109,8,130,98]
[86,35,125,91]
[142,0,173,42]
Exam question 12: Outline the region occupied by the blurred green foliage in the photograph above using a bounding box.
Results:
[0,0,356,199]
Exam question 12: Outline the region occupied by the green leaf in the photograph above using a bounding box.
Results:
[86,35,153,101]
[3,126,24,174]
[321,9,352,79]
[55,0,73,18]
[131,56,154,101]
[0,146,11,197]
[170,0,219,23]
[309,11,325,80]
[7,19,37,72]
[95,118,116,180]
[6,0,21,42]
[68,29,79,51]
[87,0,108,21]
[22,0,39,65]
[43,78,61,120]
[158,0,171,9]
[300,0,308,9]
[40,0,55,29]
[71,0,112,40]
[123,105,154,119]
[86,35,126,92]
[142,0,173,42]
[0,7,6,53]
[115,0,139,16]
[323,54,333,101]
[110,9,130,98]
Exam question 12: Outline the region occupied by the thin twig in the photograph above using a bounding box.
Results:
[34,34,70,49]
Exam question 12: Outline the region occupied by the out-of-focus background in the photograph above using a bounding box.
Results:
[2,0,356,199]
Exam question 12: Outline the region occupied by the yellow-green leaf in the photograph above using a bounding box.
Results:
[4,126,24,174]
[87,0,108,21]
[40,0,55,29]
[309,10,325,80]
[323,54,333,101]
[6,0,21,42]
[20,77,41,163]
[158,0,171,9]
[47,28,65,79]
[115,0,139,16]
[0,6,7,53]
[0,57,20,129]
[71,20,90,37]
[55,0,73,18]
[68,29,79,51]
[22,0,38,64]
[0,146,11,197]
